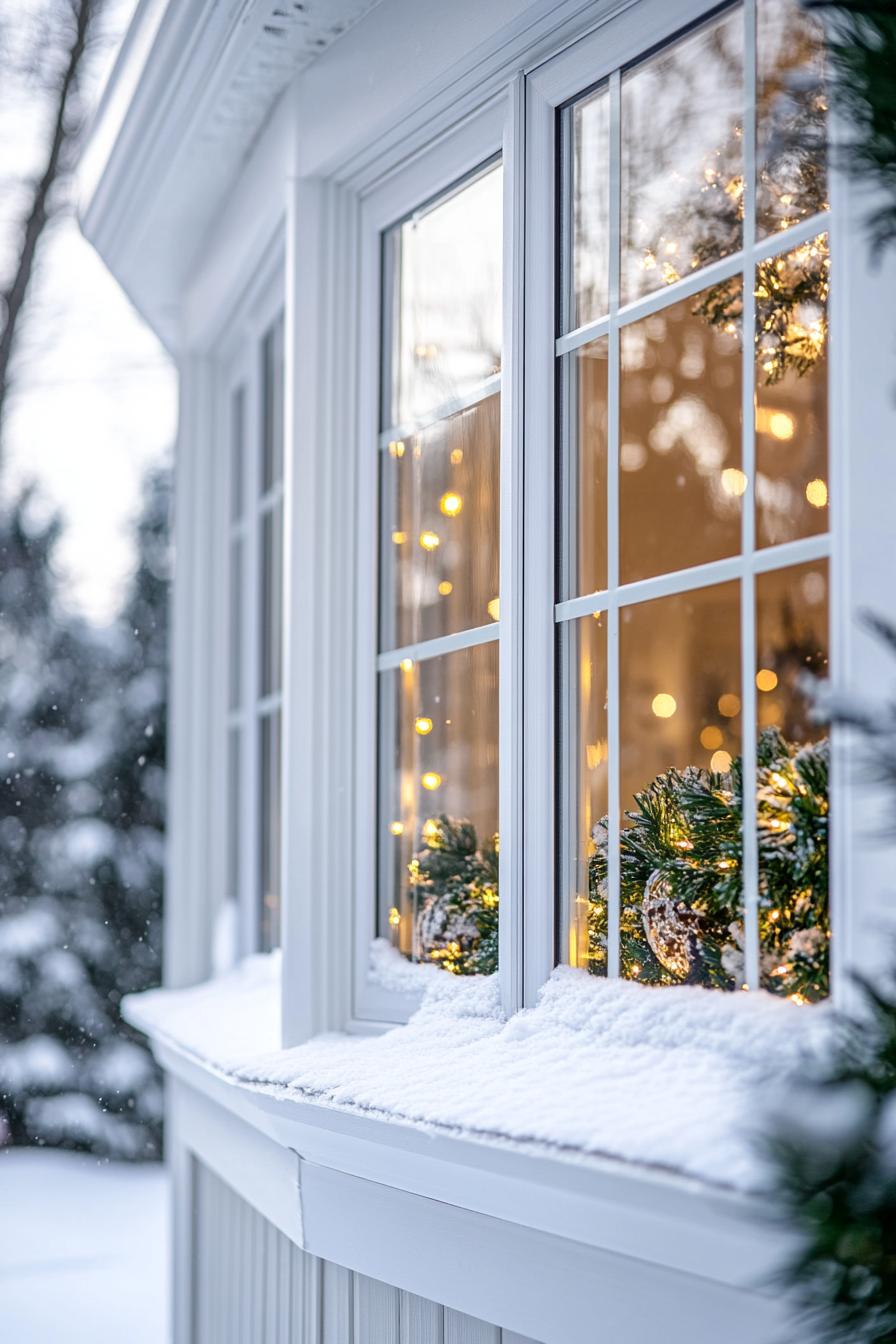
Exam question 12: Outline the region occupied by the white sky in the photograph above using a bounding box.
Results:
[0,0,177,625]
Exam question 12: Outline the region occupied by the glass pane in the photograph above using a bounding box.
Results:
[756,233,829,547]
[563,336,608,599]
[260,503,283,697]
[230,386,245,522]
[262,314,284,493]
[378,641,498,973]
[388,165,502,427]
[228,536,242,711]
[379,394,499,651]
[757,0,827,240]
[621,8,743,306]
[614,581,742,987]
[227,727,241,902]
[560,613,608,974]
[571,86,610,329]
[756,561,829,1001]
[619,284,742,586]
[259,709,281,951]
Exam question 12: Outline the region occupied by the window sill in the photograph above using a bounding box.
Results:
[125,957,815,1341]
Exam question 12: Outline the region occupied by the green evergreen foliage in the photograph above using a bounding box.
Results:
[0,468,168,1160]
[588,727,829,998]
[808,2,896,254]
[409,815,498,975]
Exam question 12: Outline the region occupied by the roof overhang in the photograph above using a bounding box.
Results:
[79,0,380,352]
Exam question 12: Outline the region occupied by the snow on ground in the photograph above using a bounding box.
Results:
[0,1147,168,1342]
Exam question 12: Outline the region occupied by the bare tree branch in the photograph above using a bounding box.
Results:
[0,0,98,440]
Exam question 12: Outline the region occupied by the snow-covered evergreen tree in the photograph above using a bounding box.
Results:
[0,468,168,1160]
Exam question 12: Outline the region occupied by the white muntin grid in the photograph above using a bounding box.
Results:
[374,170,503,949]
[225,313,286,955]
[554,0,831,990]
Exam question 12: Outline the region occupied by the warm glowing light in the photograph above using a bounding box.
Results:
[389,821,404,836]
[439,491,463,517]
[419,530,440,550]
[718,693,741,718]
[450,448,463,465]
[414,716,433,736]
[720,467,748,497]
[756,668,778,692]
[700,725,724,750]
[438,581,453,596]
[631,963,641,977]
[388,439,405,458]
[806,478,828,508]
[388,906,401,927]
[399,658,414,673]
[710,750,733,773]
[421,772,442,791]
[421,818,440,844]
[487,597,500,622]
[585,741,608,769]
[391,530,407,545]
[651,692,677,719]
[761,408,795,441]
[789,992,809,1006]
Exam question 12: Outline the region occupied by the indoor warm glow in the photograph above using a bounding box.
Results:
[756,667,779,692]
[421,771,442,791]
[718,693,741,718]
[388,439,406,458]
[450,448,463,465]
[487,597,500,621]
[710,749,732,773]
[439,491,463,517]
[399,658,414,673]
[651,692,677,719]
[419,530,440,550]
[756,408,795,441]
[438,581,453,596]
[720,467,748,497]
[389,821,404,836]
[421,818,440,844]
[414,716,433,736]
[388,906,401,927]
[700,725,724,750]
[805,478,828,508]
[391,530,407,545]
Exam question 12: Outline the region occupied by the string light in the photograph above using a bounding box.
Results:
[439,491,463,517]
[438,581,453,596]
[718,693,741,718]
[700,725,724,750]
[651,692,677,719]
[391,530,407,545]
[806,478,828,508]
[421,818,440,844]
[389,821,404,836]
[710,750,732,773]
[450,448,463,465]
[756,668,778,692]
[388,440,405,458]
[487,597,500,621]
[419,530,440,551]
[399,658,414,673]
[421,771,442,791]
[721,467,748,497]
[388,906,401,927]
[414,716,433,736]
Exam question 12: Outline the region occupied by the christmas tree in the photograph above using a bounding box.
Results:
[408,815,498,975]
[588,726,829,1000]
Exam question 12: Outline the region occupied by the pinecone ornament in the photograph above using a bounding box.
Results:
[415,884,482,964]
[641,870,704,980]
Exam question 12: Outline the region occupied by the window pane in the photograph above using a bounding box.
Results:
[756,233,829,547]
[562,336,608,600]
[227,727,241,902]
[230,386,245,522]
[262,315,284,493]
[378,642,498,973]
[757,0,827,240]
[560,613,608,974]
[756,561,829,1001]
[259,709,281,952]
[260,503,283,697]
[571,86,610,329]
[388,165,502,427]
[380,394,500,650]
[228,537,242,711]
[614,581,742,987]
[621,9,743,306]
[619,284,742,586]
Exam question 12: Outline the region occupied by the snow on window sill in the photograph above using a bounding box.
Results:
[122,951,831,1193]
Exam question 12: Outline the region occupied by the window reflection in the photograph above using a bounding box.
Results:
[380,394,500,650]
[619,285,742,585]
[390,166,502,427]
[379,643,499,973]
[572,86,610,328]
[621,8,743,306]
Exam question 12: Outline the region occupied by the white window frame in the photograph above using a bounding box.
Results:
[214,252,286,962]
